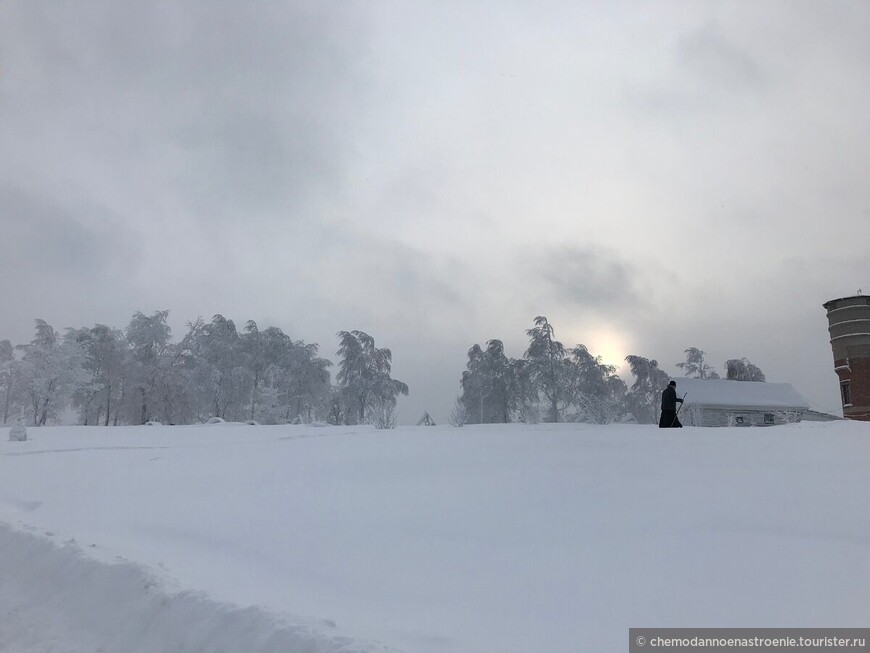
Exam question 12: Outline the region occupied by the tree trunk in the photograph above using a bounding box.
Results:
[3,384,10,424]
[139,387,148,425]
[104,382,112,426]
[250,371,259,421]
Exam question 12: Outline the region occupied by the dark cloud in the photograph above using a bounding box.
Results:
[537,245,646,311]
[0,186,119,275]
[1,1,368,225]
[677,22,765,92]
[0,184,142,342]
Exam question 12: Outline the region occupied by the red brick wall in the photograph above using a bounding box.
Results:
[834,357,870,421]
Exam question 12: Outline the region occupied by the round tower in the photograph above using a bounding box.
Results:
[823,292,870,420]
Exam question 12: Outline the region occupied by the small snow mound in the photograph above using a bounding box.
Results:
[204,417,226,425]
[8,425,27,442]
[143,420,162,427]
[416,412,436,426]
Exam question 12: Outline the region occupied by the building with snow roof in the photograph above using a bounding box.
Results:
[823,293,870,421]
[670,378,810,427]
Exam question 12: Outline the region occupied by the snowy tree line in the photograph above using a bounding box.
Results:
[0,313,407,428]
[454,318,766,425]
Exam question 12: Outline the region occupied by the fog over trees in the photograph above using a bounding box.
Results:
[0,312,406,428]
[455,320,767,425]
[0,313,767,427]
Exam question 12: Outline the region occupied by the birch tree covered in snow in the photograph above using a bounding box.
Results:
[180,315,252,421]
[459,340,520,424]
[0,339,20,425]
[237,324,332,424]
[725,357,766,382]
[624,354,669,424]
[335,330,408,427]
[124,311,174,424]
[676,347,720,379]
[284,341,332,423]
[566,345,628,424]
[68,324,127,426]
[524,316,571,422]
[17,320,86,426]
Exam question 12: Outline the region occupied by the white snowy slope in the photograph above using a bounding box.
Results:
[0,421,868,653]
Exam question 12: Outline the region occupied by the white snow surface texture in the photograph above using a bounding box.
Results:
[0,421,868,653]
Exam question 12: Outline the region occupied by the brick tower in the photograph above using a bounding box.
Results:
[823,292,870,420]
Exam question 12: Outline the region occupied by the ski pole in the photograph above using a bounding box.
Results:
[672,393,687,427]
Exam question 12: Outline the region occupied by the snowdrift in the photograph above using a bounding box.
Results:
[0,524,374,653]
[0,421,868,652]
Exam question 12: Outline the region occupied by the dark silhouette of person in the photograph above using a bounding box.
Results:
[659,380,684,428]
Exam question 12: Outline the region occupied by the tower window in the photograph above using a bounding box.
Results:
[841,381,852,407]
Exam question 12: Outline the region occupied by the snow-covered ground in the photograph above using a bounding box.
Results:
[0,421,868,652]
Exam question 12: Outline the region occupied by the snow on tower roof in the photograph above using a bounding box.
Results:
[670,378,809,409]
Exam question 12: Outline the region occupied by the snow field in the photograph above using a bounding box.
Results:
[0,421,868,652]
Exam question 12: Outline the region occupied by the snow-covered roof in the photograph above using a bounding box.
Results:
[670,378,809,409]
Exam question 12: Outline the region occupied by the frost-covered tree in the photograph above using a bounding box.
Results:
[17,320,87,425]
[725,357,766,382]
[180,315,252,421]
[459,344,488,424]
[149,342,193,425]
[285,341,332,423]
[676,347,720,380]
[0,340,21,424]
[240,325,292,423]
[335,330,408,426]
[624,354,669,424]
[449,396,467,427]
[483,340,515,423]
[0,311,341,426]
[124,311,173,424]
[459,340,518,424]
[511,358,540,424]
[566,345,628,424]
[240,326,331,424]
[457,322,627,425]
[524,316,571,422]
[68,324,127,425]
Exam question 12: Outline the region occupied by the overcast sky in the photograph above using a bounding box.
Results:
[2,1,868,422]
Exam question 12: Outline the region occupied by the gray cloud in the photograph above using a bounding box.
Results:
[0,186,119,275]
[537,245,647,311]
[1,1,367,226]
[0,184,142,341]
[677,22,766,93]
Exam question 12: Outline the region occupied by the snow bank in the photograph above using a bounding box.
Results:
[0,525,384,653]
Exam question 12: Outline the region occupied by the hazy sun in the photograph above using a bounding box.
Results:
[564,326,631,371]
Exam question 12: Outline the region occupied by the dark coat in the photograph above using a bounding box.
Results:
[661,385,683,411]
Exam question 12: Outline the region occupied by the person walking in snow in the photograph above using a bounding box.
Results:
[659,380,684,428]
